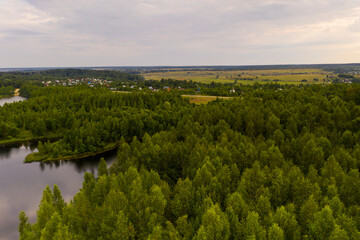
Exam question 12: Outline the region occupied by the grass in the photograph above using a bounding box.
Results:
[25,152,50,162]
[143,68,334,85]
[182,95,232,104]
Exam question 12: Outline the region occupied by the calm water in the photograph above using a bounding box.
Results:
[0,97,118,240]
[0,96,26,106]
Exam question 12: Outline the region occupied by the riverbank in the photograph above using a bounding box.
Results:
[25,142,119,163]
[14,89,20,96]
[0,88,20,99]
[0,95,14,99]
[0,133,63,147]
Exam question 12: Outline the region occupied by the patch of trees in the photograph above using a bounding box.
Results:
[0,86,15,98]
[14,83,360,239]
[338,74,355,79]
[0,86,189,153]
[145,79,198,89]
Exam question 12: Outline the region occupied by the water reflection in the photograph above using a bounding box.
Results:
[0,141,37,150]
[0,95,119,240]
[0,143,36,161]
[0,96,26,106]
[0,147,12,160]
[37,149,117,173]
[0,145,117,240]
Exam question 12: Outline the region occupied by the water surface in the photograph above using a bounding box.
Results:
[0,145,117,240]
[0,96,26,106]
[0,96,118,240]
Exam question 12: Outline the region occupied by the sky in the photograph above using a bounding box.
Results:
[1,0,360,67]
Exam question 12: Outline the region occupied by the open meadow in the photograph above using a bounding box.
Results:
[182,95,232,104]
[143,68,334,84]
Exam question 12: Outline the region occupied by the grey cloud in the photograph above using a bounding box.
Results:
[1,0,360,67]
[22,0,359,36]
[2,29,41,36]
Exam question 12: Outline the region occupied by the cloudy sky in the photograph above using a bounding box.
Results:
[1,0,360,67]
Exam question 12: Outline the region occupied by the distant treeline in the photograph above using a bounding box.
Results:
[144,79,303,97]
[0,69,144,89]
[38,69,144,81]
[130,64,360,74]
[3,63,360,75]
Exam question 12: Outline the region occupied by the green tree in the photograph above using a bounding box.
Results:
[268,224,285,240]
[19,211,31,238]
[171,178,195,219]
[238,161,266,202]
[272,205,300,240]
[98,157,108,177]
[39,212,62,240]
[194,204,230,240]
[299,195,319,234]
[52,185,66,214]
[310,206,335,240]
[302,139,324,171]
[245,211,266,240]
[329,225,349,240]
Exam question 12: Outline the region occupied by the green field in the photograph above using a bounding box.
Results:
[143,68,334,84]
[182,95,232,104]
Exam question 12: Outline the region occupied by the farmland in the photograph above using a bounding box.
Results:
[182,95,232,104]
[143,68,334,84]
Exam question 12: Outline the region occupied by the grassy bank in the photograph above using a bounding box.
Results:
[25,142,119,163]
[0,133,63,146]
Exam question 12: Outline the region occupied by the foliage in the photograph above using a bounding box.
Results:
[0,86,15,98]
[16,83,360,239]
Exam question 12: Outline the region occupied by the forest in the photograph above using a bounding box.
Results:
[7,81,360,239]
[0,86,16,98]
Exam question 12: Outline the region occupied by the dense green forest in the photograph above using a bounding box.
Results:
[0,86,15,98]
[11,82,360,239]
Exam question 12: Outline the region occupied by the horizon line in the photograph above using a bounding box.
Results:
[1,62,360,70]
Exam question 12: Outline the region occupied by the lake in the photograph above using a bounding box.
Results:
[0,96,26,106]
[0,96,118,240]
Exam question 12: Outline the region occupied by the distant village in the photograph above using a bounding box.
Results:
[41,75,356,96]
[41,78,184,92]
[42,78,112,88]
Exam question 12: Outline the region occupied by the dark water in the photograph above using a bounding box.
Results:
[0,97,118,240]
[0,144,117,240]
[0,96,26,106]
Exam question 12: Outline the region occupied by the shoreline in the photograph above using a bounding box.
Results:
[0,88,20,99]
[0,95,15,99]
[0,134,63,147]
[25,142,119,163]
[14,88,20,96]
